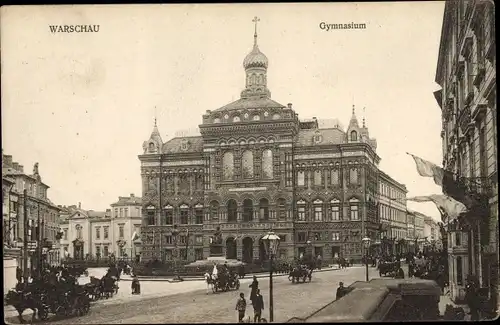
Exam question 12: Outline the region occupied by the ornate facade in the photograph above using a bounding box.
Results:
[434,0,497,305]
[138,22,400,264]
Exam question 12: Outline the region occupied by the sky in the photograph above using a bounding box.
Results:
[1,2,445,221]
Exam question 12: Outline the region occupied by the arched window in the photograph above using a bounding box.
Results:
[297,200,306,221]
[259,198,269,220]
[350,130,358,141]
[209,201,219,220]
[297,171,305,186]
[314,170,322,185]
[262,149,273,179]
[330,199,341,221]
[242,150,254,179]
[349,168,358,184]
[146,206,155,225]
[227,199,237,222]
[222,152,234,180]
[233,116,241,122]
[179,174,189,193]
[76,225,83,239]
[243,199,253,222]
[349,198,359,221]
[277,198,286,220]
[195,174,203,191]
[330,169,339,185]
[148,142,155,152]
[163,205,173,225]
[313,199,323,221]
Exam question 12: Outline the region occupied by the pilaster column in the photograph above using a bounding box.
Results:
[237,205,243,222]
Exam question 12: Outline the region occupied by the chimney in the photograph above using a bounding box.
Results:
[78,202,81,209]
[3,155,13,167]
[12,162,19,171]
[18,165,24,173]
[287,103,292,108]
[312,117,317,120]
[130,193,135,198]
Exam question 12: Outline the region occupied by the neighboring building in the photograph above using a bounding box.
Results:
[413,211,426,251]
[2,153,61,271]
[59,194,142,260]
[434,0,497,305]
[406,209,417,253]
[110,194,143,259]
[138,22,407,264]
[3,174,21,293]
[378,170,408,256]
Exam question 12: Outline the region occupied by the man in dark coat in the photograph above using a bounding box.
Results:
[465,278,481,320]
[336,282,347,300]
[252,289,264,323]
[249,276,259,303]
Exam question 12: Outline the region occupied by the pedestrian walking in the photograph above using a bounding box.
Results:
[249,275,259,303]
[235,292,247,323]
[252,289,264,323]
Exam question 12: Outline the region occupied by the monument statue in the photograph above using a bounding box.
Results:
[33,162,39,175]
[209,226,223,257]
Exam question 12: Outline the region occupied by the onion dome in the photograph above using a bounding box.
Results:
[243,17,268,69]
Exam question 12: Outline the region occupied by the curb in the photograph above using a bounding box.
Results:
[121,266,340,283]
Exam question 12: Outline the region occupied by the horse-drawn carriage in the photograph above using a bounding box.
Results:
[206,272,240,293]
[5,283,91,323]
[378,261,399,277]
[288,265,313,283]
[85,274,119,300]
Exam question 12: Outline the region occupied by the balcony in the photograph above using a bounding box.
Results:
[473,62,486,87]
[457,105,472,135]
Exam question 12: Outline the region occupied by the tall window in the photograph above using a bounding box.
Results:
[242,199,253,222]
[147,209,155,225]
[195,248,203,260]
[95,227,100,240]
[479,125,487,177]
[349,168,358,184]
[95,245,101,257]
[330,169,339,185]
[314,170,322,186]
[277,198,286,220]
[314,204,323,221]
[180,205,189,224]
[332,232,340,241]
[164,207,173,225]
[350,205,359,221]
[262,149,273,179]
[222,152,234,180]
[259,198,269,220]
[350,130,358,141]
[64,229,68,240]
[242,150,254,179]
[330,200,340,221]
[103,246,109,257]
[210,201,219,220]
[179,175,189,193]
[297,201,306,221]
[195,207,203,224]
[227,199,238,222]
[119,224,124,238]
[195,174,203,191]
[297,171,305,186]
[76,225,82,239]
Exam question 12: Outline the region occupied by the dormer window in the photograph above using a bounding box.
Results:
[148,142,156,152]
[213,118,221,123]
[350,130,358,141]
[233,116,241,122]
[313,134,323,144]
[252,115,260,121]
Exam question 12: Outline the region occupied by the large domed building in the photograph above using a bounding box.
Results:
[138,20,403,264]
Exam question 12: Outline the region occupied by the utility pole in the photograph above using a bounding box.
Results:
[23,189,29,282]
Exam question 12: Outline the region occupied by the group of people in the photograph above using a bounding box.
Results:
[235,275,265,323]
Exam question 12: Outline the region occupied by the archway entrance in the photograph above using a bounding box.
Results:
[73,239,84,260]
[242,237,253,263]
[226,237,237,260]
[259,238,268,262]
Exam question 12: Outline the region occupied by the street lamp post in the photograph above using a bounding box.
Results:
[262,231,280,323]
[362,237,371,282]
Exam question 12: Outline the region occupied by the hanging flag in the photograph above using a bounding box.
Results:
[407,194,467,222]
[407,152,446,186]
[131,231,140,241]
[407,152,468,205]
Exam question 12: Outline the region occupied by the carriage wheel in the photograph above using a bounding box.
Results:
[292,277,296,284]
[212,285,217,293]
[288,275,293,282]
[302,276,306,283]
[379,271,383,277]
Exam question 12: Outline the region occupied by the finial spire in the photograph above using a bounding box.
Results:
[252,16,260,47]
[154,117,157,127]
[362,107,366,128]
[352,104,355,115]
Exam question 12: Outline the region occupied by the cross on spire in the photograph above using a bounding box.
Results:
[252,16,260,46]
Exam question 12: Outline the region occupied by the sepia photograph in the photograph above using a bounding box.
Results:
[1,1,497,323]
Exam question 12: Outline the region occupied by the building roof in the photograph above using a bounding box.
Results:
[111,195,142,206]
[162,136,204,154]
[213,97,286,113]
[296,128,346,146]
[378,169,407,191]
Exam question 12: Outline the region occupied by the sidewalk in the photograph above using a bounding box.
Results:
[121,265,340,282]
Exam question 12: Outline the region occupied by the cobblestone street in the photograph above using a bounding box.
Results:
[5,266,381,324]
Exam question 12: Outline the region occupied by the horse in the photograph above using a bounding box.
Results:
[5,288,45,324]
[204,272,214,294]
